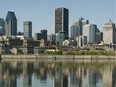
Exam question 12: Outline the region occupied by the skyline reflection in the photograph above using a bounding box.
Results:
[0,60,116,87]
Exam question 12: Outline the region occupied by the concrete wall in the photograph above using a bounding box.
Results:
[1,54,116,60]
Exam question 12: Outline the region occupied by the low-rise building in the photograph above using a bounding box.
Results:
[34,47,45,54]
[95,32,103,43]
[63,40,70,46]
[23,40,40,47]
[56,31,66,47]
[0,44,10,54]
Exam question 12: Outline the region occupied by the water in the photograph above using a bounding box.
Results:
[0,60,116,87]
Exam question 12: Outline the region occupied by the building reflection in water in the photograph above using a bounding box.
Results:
[112,67,116,87]
[0,60,116,87]
[0,62,3,86]
[23,62,33,87]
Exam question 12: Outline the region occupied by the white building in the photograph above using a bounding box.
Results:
[103,20,116,44]
[63,40,70,46]
[76,35,87,47]
[102,66,112,87]
[83,24,97,43]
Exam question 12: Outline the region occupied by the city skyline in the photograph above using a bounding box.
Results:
[0,0,115,35]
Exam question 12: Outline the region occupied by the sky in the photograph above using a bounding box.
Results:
[0,0,115,35]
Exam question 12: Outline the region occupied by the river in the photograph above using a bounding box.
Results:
[0,59,116,87]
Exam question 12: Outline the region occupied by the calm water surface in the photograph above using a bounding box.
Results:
[0,59,116,87]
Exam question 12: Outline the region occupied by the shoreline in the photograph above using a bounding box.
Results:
[1,54,116,60]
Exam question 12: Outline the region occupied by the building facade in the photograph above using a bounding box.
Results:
[103,20,116,44]
[56,31,66,46]
[5,11,17,36]
[41,30,47,44]
[34,33,42,40]
[55,7,69,37]
[23,21,32,39]
[83,24,97,43]
[74,18,89,35]
[47,33,56,46]
[76,35,87,48]
[34,30,47,45]
[70,24,80,40]
[95,32,103,43]
[0,18,5,35]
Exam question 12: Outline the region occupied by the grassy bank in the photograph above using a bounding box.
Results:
[44,50,116,55]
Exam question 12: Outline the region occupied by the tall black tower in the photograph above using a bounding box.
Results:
[55,7,69,37]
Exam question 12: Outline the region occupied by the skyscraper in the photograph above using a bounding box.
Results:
[55,7,69,37]
[5,11,17,36]
[74,18,89,35]
[103,20,116,44]
[83,24,97,43]
[70,24,80,40]
[23,21,32,39]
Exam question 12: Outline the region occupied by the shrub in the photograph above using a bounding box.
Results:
[65,50,116,55]
[44,50,62,55]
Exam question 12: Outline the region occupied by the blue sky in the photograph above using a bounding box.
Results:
[0,0,115,35]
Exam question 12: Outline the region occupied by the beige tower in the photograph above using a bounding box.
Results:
[103,20,116,44]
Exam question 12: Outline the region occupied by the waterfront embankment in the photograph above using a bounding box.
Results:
[1,54,116,61]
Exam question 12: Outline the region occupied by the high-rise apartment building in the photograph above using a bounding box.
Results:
[103,20,116,44]
[23,21,32,39]
[5,11,17,36]
[55,7,69,37]
[0,18,5,35]
[74,18,89,35]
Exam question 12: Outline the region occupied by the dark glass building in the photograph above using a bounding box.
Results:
[55,7,69,37]
[5,11,17,36]
[34,30,47,45]
[34,33,42,40]
[41,30,47,44]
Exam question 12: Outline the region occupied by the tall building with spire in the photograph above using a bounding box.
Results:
[55,7,69,38]
[5,11,17,36]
